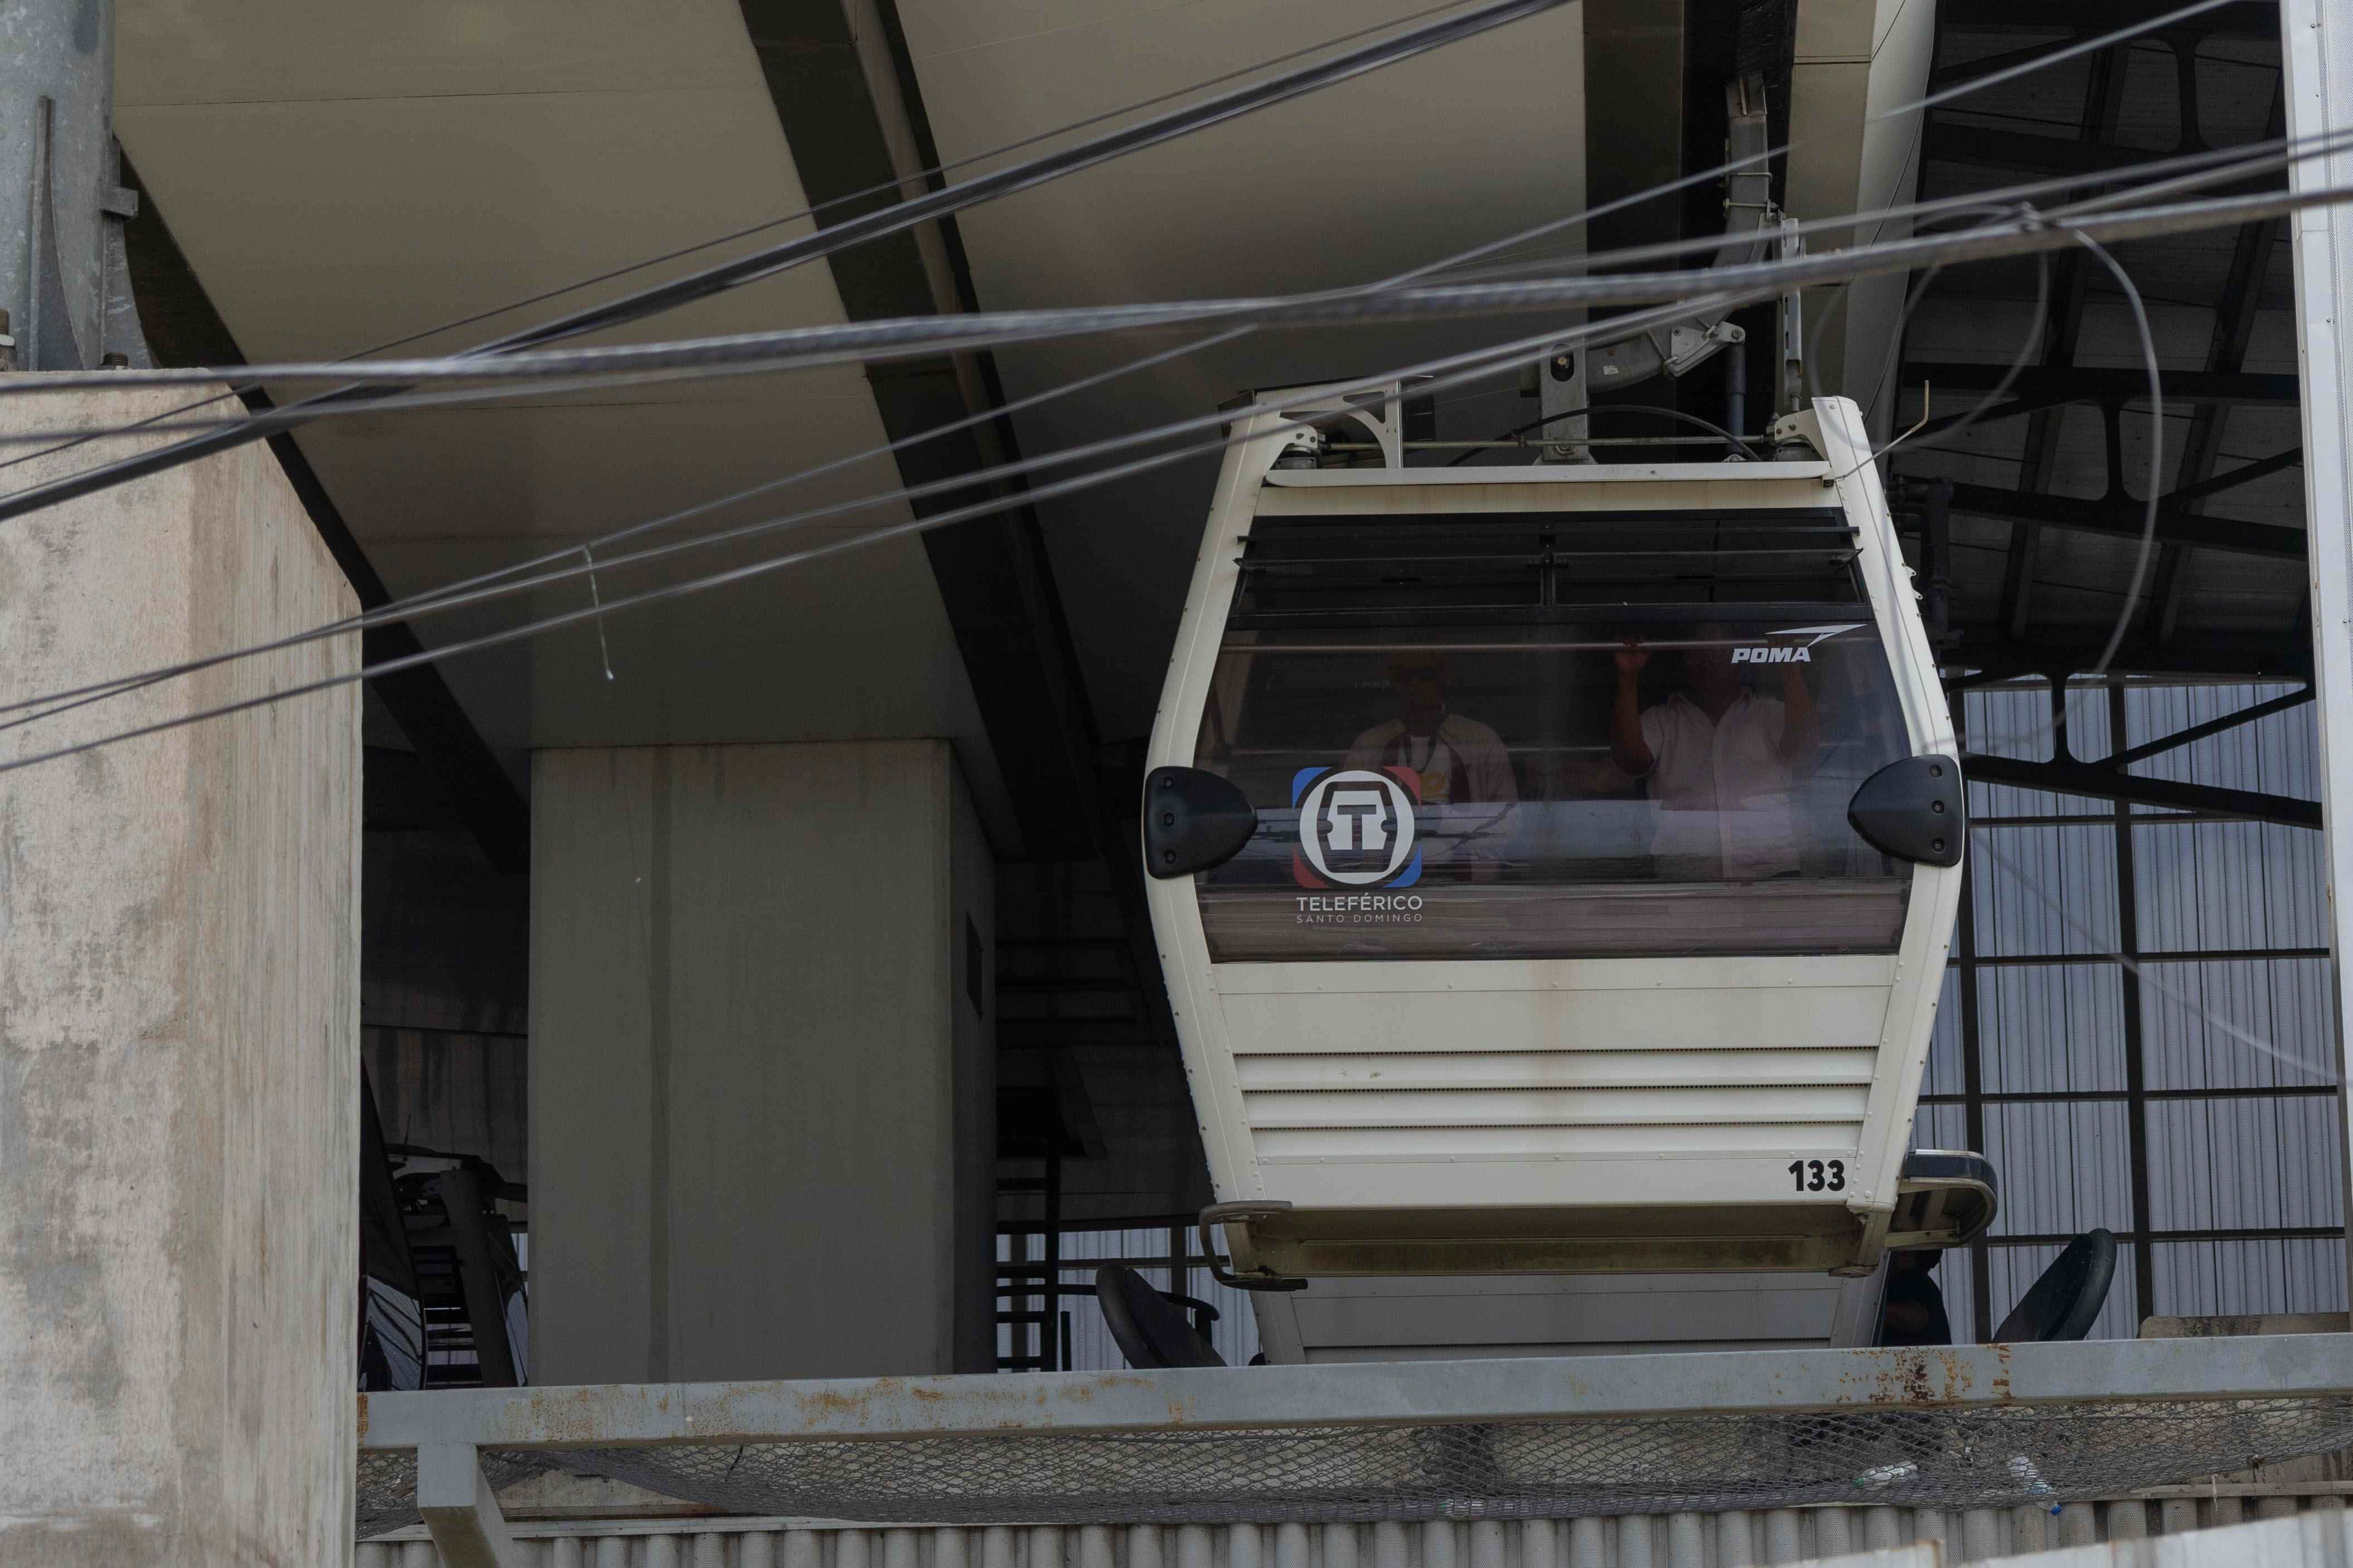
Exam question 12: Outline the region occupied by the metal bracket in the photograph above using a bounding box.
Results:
[1199,1201,1308,1293]
[1534,80,1779,462]
[1666,319,1746,378]
[1272,425,1326,470]
[1777,218,1808,420]
[1261,380,1418,469]
[418,1443,522,1568]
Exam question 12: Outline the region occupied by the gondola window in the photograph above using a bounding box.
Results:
[1191,511,1916,961]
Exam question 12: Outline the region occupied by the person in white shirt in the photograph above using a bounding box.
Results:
[1608,628,1819,880]
[1345,651,1518,806]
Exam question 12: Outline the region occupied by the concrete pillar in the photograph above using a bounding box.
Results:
[0,383,361,1562]
[531,740,995,1382]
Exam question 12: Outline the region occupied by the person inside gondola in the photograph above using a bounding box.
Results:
[1609,627,1820,880]
[1345,650,1518,805]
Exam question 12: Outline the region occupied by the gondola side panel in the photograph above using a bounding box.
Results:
[1146,411,1300,1205]
[1812,398,1967,1237]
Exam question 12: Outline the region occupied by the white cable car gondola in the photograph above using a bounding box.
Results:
[1139,387,1987,1362]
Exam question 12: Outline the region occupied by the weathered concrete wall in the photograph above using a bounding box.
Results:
[0,382,361,1565]
[531,740,994,1385]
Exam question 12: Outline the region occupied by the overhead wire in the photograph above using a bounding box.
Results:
[0,162,2317,737]
[0,167,2316,768]
[0,0,1497,479]
[6,181,2337,405]
[0,0,1578,528]
[0,0,2254,511]
[0,297,1758,776]
[0,0,2315,759]
[6,111,2297,742]
[17,169,2337,1097]
[1878,134,2323,1077]
[0,123,2304,446]
[1403,0,2246,281]
[2074,232,2168,675]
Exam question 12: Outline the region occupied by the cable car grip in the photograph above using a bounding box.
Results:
[1143,766,1257,878]
[1847,754,1967,868]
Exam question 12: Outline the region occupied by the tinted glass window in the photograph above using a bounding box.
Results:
[1191,511,1915,962]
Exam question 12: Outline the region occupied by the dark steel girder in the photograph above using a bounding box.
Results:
[743,0,1181,1061]
[739,0,1108,866]
[1944,630,2310,685]
[1938,1,2277,37]
[1944,480,2307,559]
[1960,753,2320,828]
[1922,124,2173,177]
[1906,363,2299,406]
[2107,686,2311,766]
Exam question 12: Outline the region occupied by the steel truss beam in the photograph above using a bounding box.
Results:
[1960,752,2321,827]
[1938,1,2277,37]
[1943,480,2306,559]
[1946,633,2310,685]
[1923,124,2182,176]
[745,0,1179,1062]
[2108,686,2311,766]
[1906,364,2299,406]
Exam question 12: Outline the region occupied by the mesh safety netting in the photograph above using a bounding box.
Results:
[358,1397,2353,1537]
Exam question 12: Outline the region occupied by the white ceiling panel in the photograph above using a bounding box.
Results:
[895,0,1587,734]
[115,0,1012,831]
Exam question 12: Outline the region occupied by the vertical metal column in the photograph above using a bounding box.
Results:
[1042,1152,1062,1371]
[0,0,137,370]
[2279,0,2353,1312]
[2110,685,2157,1327]
[1952,684,1994,1339]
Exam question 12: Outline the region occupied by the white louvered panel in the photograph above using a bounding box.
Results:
[1254,1122,1865,1159]
[1233,1048,1878,1093]
[1243,1082,1871,1129]
[1219,985,1891,1055]
[1214,963,1895,1183]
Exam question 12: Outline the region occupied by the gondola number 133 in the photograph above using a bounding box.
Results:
[1788,1159,1847,1192]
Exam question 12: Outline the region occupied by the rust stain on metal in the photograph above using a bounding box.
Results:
[1828,1348,1996,1409]
[529,1384,647,1446]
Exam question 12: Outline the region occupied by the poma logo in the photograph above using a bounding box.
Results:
[1290,766,1422,889]
[1730,622,1865,666]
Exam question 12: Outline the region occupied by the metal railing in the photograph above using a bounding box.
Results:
[356,1336,2353,1568]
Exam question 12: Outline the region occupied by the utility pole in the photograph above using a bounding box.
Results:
[0,0,147,371]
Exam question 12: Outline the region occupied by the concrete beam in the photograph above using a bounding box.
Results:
[418,1445,521,1568]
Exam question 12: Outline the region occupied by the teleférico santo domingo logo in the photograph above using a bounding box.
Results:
[1291,766,1422,889]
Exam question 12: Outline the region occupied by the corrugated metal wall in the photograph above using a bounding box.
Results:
[357,1493,2353,1567]
[1914,681,2345,1342]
